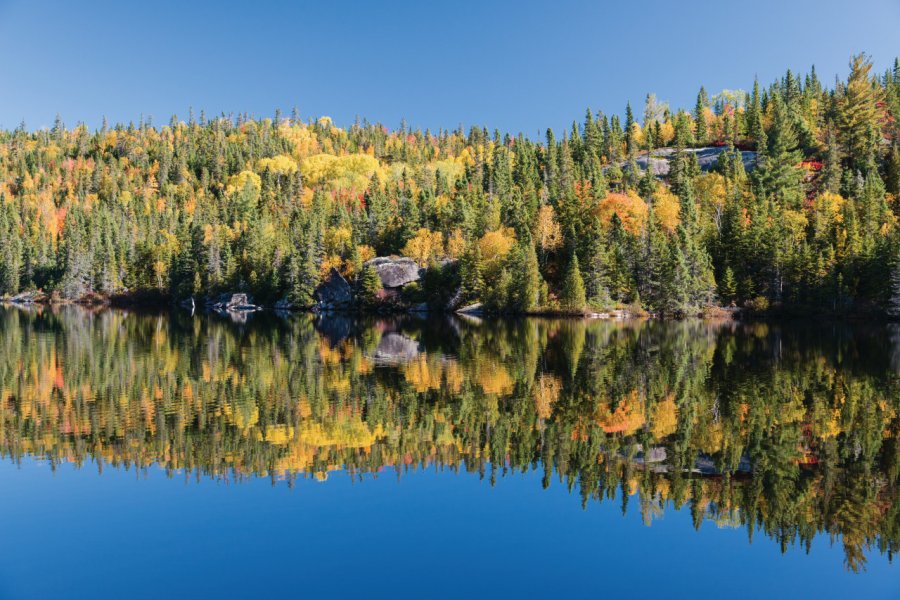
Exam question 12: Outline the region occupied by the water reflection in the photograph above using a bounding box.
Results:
[0,305,898,571]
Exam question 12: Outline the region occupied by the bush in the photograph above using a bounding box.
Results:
[745,296,770,313]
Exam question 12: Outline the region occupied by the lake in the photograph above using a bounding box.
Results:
[0,305,897,599]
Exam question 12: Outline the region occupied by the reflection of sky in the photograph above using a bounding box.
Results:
[0,459,895,599]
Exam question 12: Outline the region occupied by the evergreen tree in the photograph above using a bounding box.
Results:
[359,265,383,306]
[836,54,883,173]
[719,266,737,304]
[755,94,803,206]
[508,237,542,312]
[560,253,586,311]
[693,88,708,145]
[0,200,22,295]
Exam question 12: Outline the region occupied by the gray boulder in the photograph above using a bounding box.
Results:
[365,257,422,289]
[208,293,258,311]
[8,290,47,304]
[314,268,352,309]
[456,302,484,315]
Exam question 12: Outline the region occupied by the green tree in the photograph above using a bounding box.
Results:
[359,265,383,306]
[560,253,586,311]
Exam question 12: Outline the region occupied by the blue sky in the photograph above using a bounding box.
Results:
[1,0,898,135]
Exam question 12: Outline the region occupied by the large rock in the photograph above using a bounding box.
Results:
[8,290,47,304]
[207,293,258,311]
[456,302,484,315]
[314,268,352,309]
[365,257,422,289]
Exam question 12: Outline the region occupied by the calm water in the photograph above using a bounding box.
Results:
[0,306,897,599]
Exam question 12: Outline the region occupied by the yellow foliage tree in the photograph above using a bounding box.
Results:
[596,191,648,235]
[325,226,353,256]
[402,228,444,266]
[694,173,727,229]
[651,185,681,233]
[477,227,516,265]
[446,228,467,259]
[225,170,261,196]
[301,153,382,190]
[257,155,298,176]
[535,205,563,251]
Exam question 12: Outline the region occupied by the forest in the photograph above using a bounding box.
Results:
[1,54,899,316]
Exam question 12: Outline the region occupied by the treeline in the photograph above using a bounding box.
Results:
[1,55,899,315]
[0,306,898,570]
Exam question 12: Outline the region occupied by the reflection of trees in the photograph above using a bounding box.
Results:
[0,306,897,570]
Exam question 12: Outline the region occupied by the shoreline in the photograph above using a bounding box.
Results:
[2,293,897,323]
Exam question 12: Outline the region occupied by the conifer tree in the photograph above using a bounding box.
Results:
[512,237,542,312]
[560,253,586,311]
[694,87,708,145]
[836,54,883,173]
[0,201,22,295]
[359,265,383,306]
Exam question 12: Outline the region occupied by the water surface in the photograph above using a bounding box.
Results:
[0,306,897,598]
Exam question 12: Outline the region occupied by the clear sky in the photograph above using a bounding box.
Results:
[1,0,898,136]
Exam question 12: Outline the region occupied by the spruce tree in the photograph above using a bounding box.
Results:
[836,54,883,173]
[694,88,708,145]
[0,200,22,295]
[509,238,542,312]
[560,253,586,312]
[625,102,635,156]
[719,266,737,304]
[360,265,383,306]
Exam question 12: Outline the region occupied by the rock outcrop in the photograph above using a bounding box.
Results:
[456,302,484,315]
[625,146,757,177]
[7,291,48,304]
[207,293,258,311]
[314,268,353,310]
[365,257,422,289]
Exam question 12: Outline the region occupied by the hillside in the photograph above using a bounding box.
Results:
[1,54,899,316]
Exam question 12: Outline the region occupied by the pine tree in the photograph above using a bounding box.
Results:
[638,206,668,309]
[584,217,610,305]
[836,54,883,173]
[460,244,485,302]
[359,265,383,306]
[0,200,22,295]
[719,266,737,304]
[509,238,541,312]
[755,94,803,206]
[560,253,586,312]
[625,102,636,156]
[747,79,767,151]
[693,88,708,145]
[661,238,691,315]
